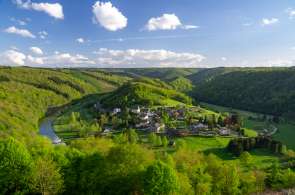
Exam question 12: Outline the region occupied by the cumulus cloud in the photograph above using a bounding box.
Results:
[38,31,48,39]
[92,1,127,31]
[76,38,85,43]
[0,47,206,68]
[286,8,295,19]
[30,47,43,55]
[182,25,199,30]
[27,55,44,65]
[4,26,35,38]
[221,57,227,61]
[10,17,27,25]
[145,14,181,31]
[44,53,95,66]
[242,23,252,27]
[145,14,198,31]
[262,18,279,26]
[14,0,64,19]
[0,50,26,66]
[0,49,96,67]
[93,48,205,68]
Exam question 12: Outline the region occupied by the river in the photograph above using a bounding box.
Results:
[39,117,63,144]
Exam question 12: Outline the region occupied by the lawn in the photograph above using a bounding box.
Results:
[175,136,280,169]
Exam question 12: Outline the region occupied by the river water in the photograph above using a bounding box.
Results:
[39,117,63,144]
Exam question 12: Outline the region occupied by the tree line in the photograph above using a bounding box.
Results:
[228,136,284,156]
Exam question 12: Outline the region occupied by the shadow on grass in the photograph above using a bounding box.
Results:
[203,148,237,160]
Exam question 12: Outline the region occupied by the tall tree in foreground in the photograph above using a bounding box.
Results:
[143,161,180,194]
[0,138,34,194]
[33,157,64,195]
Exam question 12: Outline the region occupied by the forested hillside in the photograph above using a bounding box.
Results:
[101,77,192,108]
[0,67,129,139]
[192,68,295,117]
[104,68,199,81]
[170,76,193,93]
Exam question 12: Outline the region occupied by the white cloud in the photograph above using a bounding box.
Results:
[92,1,127,31]
[10,17,27,25]
[182,25,199,30]
[10,46,19,50]
[4,26,35,38]
[286,8,295,19]
[38,31,48,39]
[0,50,26,66]
[27,55,44,65]
[14,0,64,20]
[30,47,43,55]
[93,48,205,68]
[145,14,181,31]
[262,18,279,26]
[242,23,252,27]
[221,57,227,61]
[145,13,198,31]
[44,53,95,66]
[76,38,85,43]
[0,49,94,67]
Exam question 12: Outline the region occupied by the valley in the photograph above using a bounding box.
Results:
[1,66,295,194]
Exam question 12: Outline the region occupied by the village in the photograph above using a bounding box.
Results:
[94,102,245,139]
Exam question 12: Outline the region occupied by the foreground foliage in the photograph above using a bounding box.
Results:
[1,136,295,195]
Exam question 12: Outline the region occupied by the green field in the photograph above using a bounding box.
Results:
[176,136,280,169]
[201,102,295,150]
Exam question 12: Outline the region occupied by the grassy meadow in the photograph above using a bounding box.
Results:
[175,136,280,169]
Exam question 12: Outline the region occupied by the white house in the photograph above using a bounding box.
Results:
[219,127,230,136]
[136,120,150,128]
[193,123,208,130]
[153,123,165,133]
[112,108,121,115]
[132,106,141,114]
[141,114,149,120]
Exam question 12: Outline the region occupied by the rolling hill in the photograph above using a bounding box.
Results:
[100,77,192,108]
[0,66,129,138]
[192,68,295,117]
[103,68,199,81]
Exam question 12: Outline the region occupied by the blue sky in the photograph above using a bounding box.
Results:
[1,0,295,67]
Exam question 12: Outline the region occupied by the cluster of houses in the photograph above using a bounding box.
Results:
[95,102,235,137]
[191,123,231,136]
[113,106,166,133]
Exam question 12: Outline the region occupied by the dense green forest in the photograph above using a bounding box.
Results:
[192,68,295,117]
[0,67,129,139]
[170,76,193,93]
[104,68,199,81]
[101,77,192,108]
